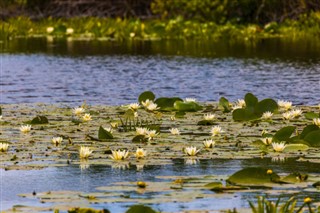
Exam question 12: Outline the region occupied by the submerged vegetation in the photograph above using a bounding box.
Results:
[0,91,320,212]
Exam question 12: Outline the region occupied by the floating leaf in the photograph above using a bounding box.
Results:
[227,167,280,186]
[98,126,114,140]
[273,126,296,142]
[132,135,148,143]
[232,108,258,121]
[281,173,308,183]
[305,112,319,120]
[197,120,215,125]
[29,116,49,124]
[254,99,278,116]
[244,93,258,110]
[138,91,155,103]
[300,125,319,139]
[284,144,309,152]
[155,97,182,111]
[304,130,320,147]
[175,111,186,118]
[174,101,202,112]
[219,97,231,113]
[126,205,157,213]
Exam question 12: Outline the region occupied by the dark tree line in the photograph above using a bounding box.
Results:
[1,0,320,24]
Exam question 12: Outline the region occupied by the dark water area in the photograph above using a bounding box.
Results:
[1,158,320,212]
[1,37,319,106]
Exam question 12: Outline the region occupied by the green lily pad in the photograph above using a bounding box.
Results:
[155,97,183,111]
[132,135,148,143]
[304,130,320,147]
[98,126,114,140]
[245,93,258,110]
[138,91,155,103]
[273,126,296,142]
[227,167,280,186]
[281,173,308,183]
[300,125,319,139]
[126,205,157,213]
[305,112,319,120]
[284,144,309,152]
[232,108,258,121]
[197,120,216,125]
[219,97,232,113]
[174,101,202,112]
[254,99,278,116]
[28,116,49,124]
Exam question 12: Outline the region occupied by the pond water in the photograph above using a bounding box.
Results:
[1,38,320,106]
[1,38,320,212]
[2,158,320,212]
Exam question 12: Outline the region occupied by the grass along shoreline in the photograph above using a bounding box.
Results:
[1,13,320,41]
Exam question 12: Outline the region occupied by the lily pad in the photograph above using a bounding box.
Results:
[305,112,319,120]
[155,97,183,111]
[227,167,280,186]
[174,101,202,112]
[98,126,114,140]
[219,97,232,113]
[29,116,49,124]
[126,205,157,213]
[273,126,296,142]
[304,130,320,147]
[300,125,319,139]
[138,91,155,103]
[284,144,309,152]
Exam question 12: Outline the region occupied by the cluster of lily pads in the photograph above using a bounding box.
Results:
[0,91,320,212]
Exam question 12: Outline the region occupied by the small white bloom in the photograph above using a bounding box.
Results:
[261,129,269,135]
[234,99,246,108]
[211,126,224,136]
[146,102,159,111]
[290,109,303,118]
[262,137,273,145]
[110,150,129,160]
[282,111,294,120]
[203,139,215,148]
[79,146,93,159]
[129,103,140,111]
[0,115,3,121]
[110,122,119,128]
[0,143,9,152]
[184,146,200,156]
[52,137,63,145]
[130,32,135,38]
[20,125,31,134]
[185,98,196,103]
[134,148,147,159]
[136,127,149,135]
[169,128,180,135]
[203,113,216,121]
[46,27,54,34]
[141,99,153,107]
[278,100,292,111]
[73,107,85,116]
[170,116,176,121]
[262,111,273,120]
[66,28,74,35]
[82,113,92,122]
[272,142,287,152]
[146,130,158,140]
[313,118,320,127]
[104,127,113,133]
[134,112,139,118]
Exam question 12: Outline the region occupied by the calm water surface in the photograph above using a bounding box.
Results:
[1,38,319,105]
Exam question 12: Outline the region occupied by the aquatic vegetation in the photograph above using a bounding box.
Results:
[169,128,180,135]
[146,130,158,141]
[184,146,200,156]
[233,99,246,109]
[278,100,293,111]
[73,107,85,116]
[184,98,196,103]
[98,126,114,140]
[82,113,92,122]
[19,124,32,134]
[51,137,63,145]
[262,111,273,120]
[282,111,295,120]
[134,148,147,159]
[203,113,216,121]
[261,137,273,145]
[110,150,129,160]
[135,127,149,136]
[290,109,303,118]
[272,142,287,152]
[29,115,49,124]
[0,143,9,152]
[129,103,140,111]
[79,146,93,159]
[211,125,224,137]
[145,102,159,111]
[203,139,215,148]
[313,118,320,127]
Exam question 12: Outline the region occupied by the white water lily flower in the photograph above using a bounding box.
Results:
[203,139,215,148]
[203,113,216,121]
[82,113,92,122]
[146,102,159,111]
[0,143,9,152]
[313,118,320,127]
[134,112,139,118]
[134,148,147,159]
[141,99,153,107]
[79,146,93,159]
[129,103,140,111]
[110,150,129,160]
[73,107,85,116]
[66,28,74,35]
[20,125,31,134]
[0,115,2,121]
[261,129,269,135]
[184,146,200,156]
[262,137,273,145]
[290,109,303,118]
[262,111,273,120]
[272,142,287,152]
[278,100,292,111]
[282,111,294,120]
[234,99,246,108]
[146,130,158,140]
[104,127,113,133]
[184,98,196,103]
[46,27,54,34]
[169,128,180,135]
[136,127,149,135]
[52,137,63,145]
[211,126,224,136]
